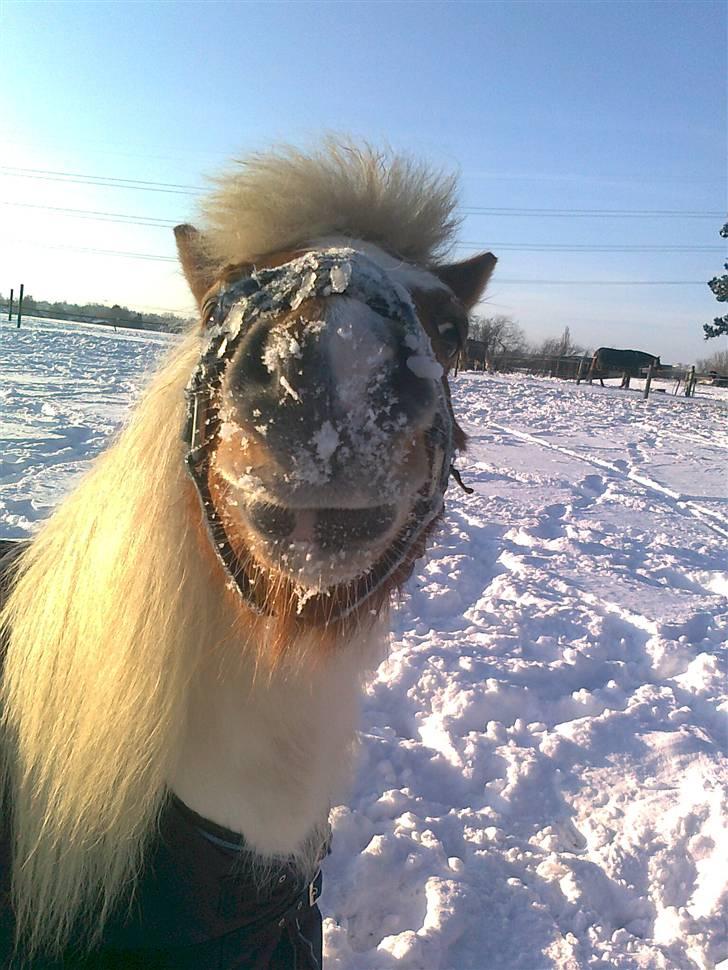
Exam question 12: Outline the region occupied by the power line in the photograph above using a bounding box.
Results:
[0,200,177,227]
[5,238,712,285]
[9,239,178,262]
[0,166,200,195]
[0,165,724,218]
[490,279,707,285]
[3,201,724,254]
[5,136,723,183]
[6,240,710,287]
[459,242,723,253]
[461,206,725,219]
[465,172,725,184]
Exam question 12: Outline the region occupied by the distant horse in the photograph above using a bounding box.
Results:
[462,337,490,370]
[0,141,496,968]
[588,347,661,388]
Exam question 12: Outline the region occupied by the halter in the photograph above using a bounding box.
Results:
[183,248,456,623]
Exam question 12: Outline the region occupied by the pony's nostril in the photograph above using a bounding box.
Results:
[228,323,274,390]
[315,505,396,551]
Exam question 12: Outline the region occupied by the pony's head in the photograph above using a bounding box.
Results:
[176,141,496,634]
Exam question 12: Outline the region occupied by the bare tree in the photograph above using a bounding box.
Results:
[537,326,586,357]
[469,315,527,356]
[695,348,728,373]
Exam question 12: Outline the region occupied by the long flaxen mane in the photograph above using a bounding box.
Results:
[0,140,461,958]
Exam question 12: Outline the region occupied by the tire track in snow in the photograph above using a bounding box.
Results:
[483,420,728,541]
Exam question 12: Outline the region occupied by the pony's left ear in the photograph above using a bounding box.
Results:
[174,224,218,306]
[432,252,497,310]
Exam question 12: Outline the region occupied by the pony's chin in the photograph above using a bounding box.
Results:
[257,540,386,590]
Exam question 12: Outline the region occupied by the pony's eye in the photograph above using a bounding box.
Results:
[201,297,218,325]
[436,321,463,359]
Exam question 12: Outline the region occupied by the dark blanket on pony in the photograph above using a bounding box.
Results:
[0,540,324,970]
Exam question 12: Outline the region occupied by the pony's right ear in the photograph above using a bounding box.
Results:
[174,224,218,307]
[431,252,497,310]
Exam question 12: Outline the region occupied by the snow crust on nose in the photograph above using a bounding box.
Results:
[325,297,396,410]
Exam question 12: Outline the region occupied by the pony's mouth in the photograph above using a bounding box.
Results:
[197,407,451,621]
[228,499,401,586]
[203,443,444,622]
[214,492,438,623]
[249,501,397,549]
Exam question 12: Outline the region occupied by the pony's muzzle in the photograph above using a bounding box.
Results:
[208,295,445,585]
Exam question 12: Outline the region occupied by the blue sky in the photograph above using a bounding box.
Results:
[0,0,725,363]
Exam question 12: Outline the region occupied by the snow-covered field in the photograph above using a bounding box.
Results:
[1,319,726,970]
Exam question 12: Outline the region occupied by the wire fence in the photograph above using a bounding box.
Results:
[456,347,728,397]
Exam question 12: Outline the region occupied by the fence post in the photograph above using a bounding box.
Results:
[16,284,24,329]
[576,355,587,384]
[8,288,13,321]
[643,363,654,399]
[685,365,696,397]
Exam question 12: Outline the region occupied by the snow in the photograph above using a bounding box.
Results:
[0,317,174,535]
[406,354,445,380]
[314,420,341,462]
[2,320,727,970]
[330,262,353,294]
[313,236,453,296]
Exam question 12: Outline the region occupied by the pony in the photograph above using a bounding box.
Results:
[588,347,661,388]
[0,139,496,968]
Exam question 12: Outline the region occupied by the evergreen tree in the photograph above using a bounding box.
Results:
[703,223,728,339]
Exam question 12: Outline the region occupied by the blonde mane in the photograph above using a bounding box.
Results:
[200,137,460,267]
[0,333,253,955]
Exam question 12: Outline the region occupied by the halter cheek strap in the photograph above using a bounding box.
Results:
[183,248,457,622]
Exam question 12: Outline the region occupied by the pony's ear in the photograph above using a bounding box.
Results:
[432,252,497,310]
[174,224,218,306]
